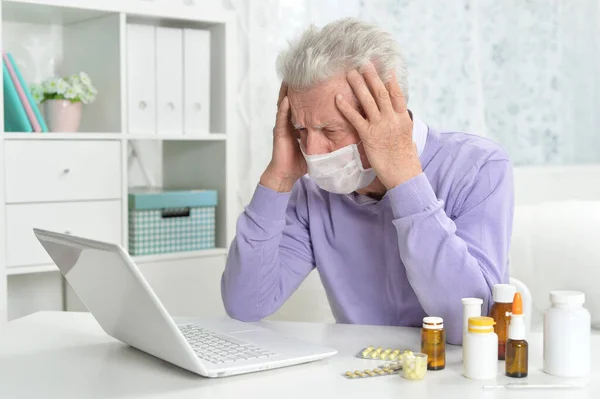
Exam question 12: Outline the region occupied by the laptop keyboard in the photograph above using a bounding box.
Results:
[178,324,278,364]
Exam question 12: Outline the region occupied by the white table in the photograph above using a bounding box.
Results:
[0,312,597,398]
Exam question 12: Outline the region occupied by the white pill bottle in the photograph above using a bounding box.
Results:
[463,316,498,380]
[543,291,591,377]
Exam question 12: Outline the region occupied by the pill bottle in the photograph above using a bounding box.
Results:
[421,316,445,370]
[488,283,516,360]
[505,292,528,378]
[463,316,498,380]
[543,290,591,377]
[462,298,483,338]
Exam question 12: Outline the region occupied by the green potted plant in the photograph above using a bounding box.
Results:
[30,72,98,132]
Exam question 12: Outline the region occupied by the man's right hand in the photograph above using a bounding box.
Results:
[259,83,307,193]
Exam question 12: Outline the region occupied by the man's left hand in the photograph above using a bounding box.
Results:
[335,62,422,190]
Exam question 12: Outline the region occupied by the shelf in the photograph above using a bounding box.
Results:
[7,264,59,276]
[0,0,237,321]
[133,247,228,264]
[126,133,227,141]
[2,0,234,25]
[2,133,123,140]
[2,133,228,141]
[2,0,112,25]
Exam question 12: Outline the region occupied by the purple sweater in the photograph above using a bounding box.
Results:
[221,127,514,345]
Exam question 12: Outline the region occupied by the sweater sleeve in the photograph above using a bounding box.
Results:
[388,159,514,345]
[220,181,315,321]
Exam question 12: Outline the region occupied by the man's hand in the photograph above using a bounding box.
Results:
[260,82,307,193]
[335,62,422,190]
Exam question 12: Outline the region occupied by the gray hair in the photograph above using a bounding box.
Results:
[276,17,409,101]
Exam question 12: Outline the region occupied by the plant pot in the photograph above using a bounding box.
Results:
[43,99,82,132]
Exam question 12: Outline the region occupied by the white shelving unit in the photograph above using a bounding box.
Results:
[0,0,237,322]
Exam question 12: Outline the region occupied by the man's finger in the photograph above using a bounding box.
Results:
[386,70,408,114]
[335,94,368,133]
[346,69,380,121]
[277,82,288,108]
[361,62,393,116]
[274,96,292,134]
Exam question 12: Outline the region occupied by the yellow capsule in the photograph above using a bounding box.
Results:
[375,346,383,352]
[354,369,362,374]
[349,374,359,379]
[370,351,380,359]
[375,369,385,375]
[382,367,391,373]
[357,372,367,377]
[380,352,389,360]
[388,352,398,361]
[392,349,401,354]
[345,371,354,377]
[365,370,375,376]
[361,349,371,357]
[383,348,392,353]
[373,368,382,373]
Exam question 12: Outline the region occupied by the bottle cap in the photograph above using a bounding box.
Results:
[462,298,483,306]
[493,284,517,303]
[508,292,526,340]
[422,316,443,330]
[468,316,495,327]
[512,292,523,315]
[468,316,495,334]
[550,290,585,306]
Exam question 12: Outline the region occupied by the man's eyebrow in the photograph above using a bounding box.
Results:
[292,119,303,129]
[291,120,345,130]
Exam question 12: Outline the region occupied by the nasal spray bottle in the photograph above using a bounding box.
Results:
[505,292,528,378]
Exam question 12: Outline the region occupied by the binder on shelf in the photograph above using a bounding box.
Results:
[2,52,44,132]
[5,52,48,132]
[2,57,32,132]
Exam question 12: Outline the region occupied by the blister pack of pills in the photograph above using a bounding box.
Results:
[356,346,411,361]
[341,362,403,379]
[342,348,427,380]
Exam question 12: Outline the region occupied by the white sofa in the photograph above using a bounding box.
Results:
[510,164,600,331]
[269,164,600,331]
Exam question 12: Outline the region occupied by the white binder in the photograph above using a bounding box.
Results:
[126,23,156,134]
[183,28,211,135]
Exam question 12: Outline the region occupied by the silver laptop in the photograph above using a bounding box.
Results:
[33,228,337,378]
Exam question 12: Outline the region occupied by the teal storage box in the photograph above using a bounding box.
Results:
[128,188,217,256]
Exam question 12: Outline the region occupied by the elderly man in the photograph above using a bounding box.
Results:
[221,18,513,345]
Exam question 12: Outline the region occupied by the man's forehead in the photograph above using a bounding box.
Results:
[287,77,361,129]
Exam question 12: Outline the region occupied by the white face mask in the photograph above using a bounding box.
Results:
[298,140,376,194]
